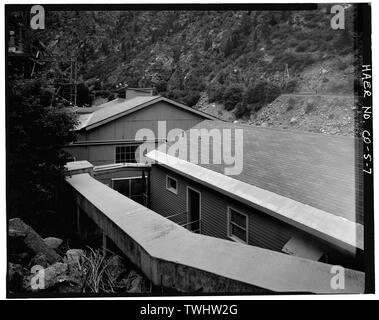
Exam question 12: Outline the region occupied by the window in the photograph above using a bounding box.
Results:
[166,175,178,194]
[115,145,138,163]
[228,208,248,243]
[112,176,146,206]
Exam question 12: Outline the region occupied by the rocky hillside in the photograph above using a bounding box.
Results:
[196,54,356,135]
[16,5,356,134]
[251,94,355,135]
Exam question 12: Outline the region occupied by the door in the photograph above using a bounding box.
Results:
[187,187,201,232]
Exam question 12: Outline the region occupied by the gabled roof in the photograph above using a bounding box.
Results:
[146,120,362,252]
[74,96,218,131]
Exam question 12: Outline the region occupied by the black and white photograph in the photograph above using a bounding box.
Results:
[3,2,374,300]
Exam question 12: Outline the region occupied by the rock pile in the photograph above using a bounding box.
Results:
[8,218,149,295]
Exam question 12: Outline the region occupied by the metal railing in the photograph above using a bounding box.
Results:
[165,211,201,234]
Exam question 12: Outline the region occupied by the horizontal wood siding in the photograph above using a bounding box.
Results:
[65,142,157,166]
[71,101,207,165]
[83,101,206,141]
[150,165,297,252]
[150,166,186,219]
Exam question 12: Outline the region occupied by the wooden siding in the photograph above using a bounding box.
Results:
[64,141,157,166]
[149,163,363,274]
[150,164,297,252]
[80,101,206,141]
[67,100,207,165]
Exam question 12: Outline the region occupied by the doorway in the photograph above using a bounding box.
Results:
[186,187,201,233]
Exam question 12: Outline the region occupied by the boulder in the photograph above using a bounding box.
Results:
[124,270,145,293]
[24,262,73,291]
[43,237,63,249]
[9,218,61,264]
[107,255,127,283]
[30,252,49,269]
[65,249,85,265]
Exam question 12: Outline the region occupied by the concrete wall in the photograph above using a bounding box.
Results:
[150,165,361,268]
[65,170,365,294]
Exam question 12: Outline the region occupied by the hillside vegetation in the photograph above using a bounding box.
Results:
[28,5,355,134]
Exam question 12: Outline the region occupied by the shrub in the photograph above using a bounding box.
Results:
[207,83,225,103]
[223,84,244,111]
[217,70,227,85]
[243,81,281,105]
[154,79,168,92]
[184,71,205,92]
[107,93,116,101]
[264,82,281,103]
[244,82,265,104]
[204,36,212,51]
[285,53,315,73]
[252,103,264,112]
[222,30,241,57]
[183,91,201,107]
[234,102,249,118]
[295,40,309,52]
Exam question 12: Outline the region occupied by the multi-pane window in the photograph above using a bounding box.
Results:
[115,145,138,163]
[166,175,178,194]
[228,208,248,243]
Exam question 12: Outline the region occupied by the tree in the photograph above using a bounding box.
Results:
[7,77,78,223]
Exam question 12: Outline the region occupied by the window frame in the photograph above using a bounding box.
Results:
[114,145,138,164]
[111,176,143,197]
[166,175,178,195]
[227,206,249,244]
